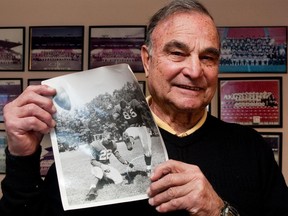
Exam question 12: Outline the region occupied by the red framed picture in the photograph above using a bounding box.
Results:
[218,77,282,127]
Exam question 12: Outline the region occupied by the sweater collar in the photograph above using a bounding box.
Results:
[146,96,207,137]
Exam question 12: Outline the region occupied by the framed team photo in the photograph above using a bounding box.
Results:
[28,26,84,71]
[218,26,287,73]
[0,130,7,173]
[0,27,25,71]
[27,78,47,86]
[218,77,282,127]
[0,78,23,122]
[88,25,146,72]
[260,132,282,170]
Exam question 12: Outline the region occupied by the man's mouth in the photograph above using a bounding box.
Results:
[176,85,202,91]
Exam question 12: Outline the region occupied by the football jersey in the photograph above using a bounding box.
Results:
[90,139,117,164]
[114,99,144,126]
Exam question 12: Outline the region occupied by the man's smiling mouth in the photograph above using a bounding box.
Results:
[176,85,202,91]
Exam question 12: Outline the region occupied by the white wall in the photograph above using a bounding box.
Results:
[0,0,287,197]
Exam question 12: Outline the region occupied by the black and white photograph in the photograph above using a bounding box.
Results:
[29,26,84,71]
[0,27,25,71]
[42,63,167,210]
[88,26,146,72]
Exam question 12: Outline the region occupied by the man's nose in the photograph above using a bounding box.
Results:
[182,55,203,78]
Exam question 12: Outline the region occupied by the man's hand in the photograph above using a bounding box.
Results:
[3,85,56,156]
[147,159,224,216]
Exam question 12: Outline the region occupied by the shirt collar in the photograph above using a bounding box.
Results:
[146,95,207,137]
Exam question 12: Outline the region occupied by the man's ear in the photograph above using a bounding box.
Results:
[141,45,150,78]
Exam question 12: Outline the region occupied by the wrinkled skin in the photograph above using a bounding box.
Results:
[3,85,56,156]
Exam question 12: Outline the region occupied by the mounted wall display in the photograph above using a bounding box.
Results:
[88,25,146,72]
[260,132,282,170]
[0,78,23,123]
[218,26,287,73]
[218,77,282,127]
[27,78,47,86]
[0,27,25,71]
[0,130,7,173]
[28,26,84,71]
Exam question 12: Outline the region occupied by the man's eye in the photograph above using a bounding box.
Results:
[200,55,219,66]
[171,51,184,56]
[167,51,187,61]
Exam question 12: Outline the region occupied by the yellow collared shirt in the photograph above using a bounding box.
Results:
[147,96,207,137]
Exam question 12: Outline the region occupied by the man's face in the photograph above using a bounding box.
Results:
[143,12,220,113]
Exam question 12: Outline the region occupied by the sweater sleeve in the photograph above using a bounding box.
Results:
[0,147,44,215]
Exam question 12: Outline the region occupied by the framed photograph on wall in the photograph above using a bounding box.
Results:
[0,27,25,71]
[0,78,23,122]
[218,26,287,73]
[260,132,282,170]
[138,80,146,95]
[0,130,7,173]
[28,26,84,71]
[218,77,282,127]
[40,134,54,177]
[88,25,146,72]
[28,78,48,86]
[206,103,211,113]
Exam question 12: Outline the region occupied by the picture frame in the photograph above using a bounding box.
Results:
[28,26,84,71]
[138,80,146,95]
[0,130,7,173]
[0,78,23,122]
[40,134,54,177]
[27,78,47,86]
[218,77,282,127]
[0,27,25,71]
[260,132,282,170]
[206,103,211,113]
[88,25,146,72]
[218,26,287,73]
